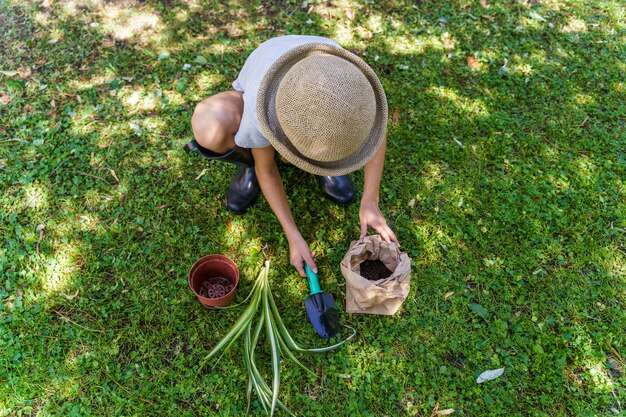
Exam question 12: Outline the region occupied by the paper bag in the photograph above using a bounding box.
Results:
[340,235,411,315]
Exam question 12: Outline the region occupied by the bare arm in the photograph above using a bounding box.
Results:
[360,136,399,244]
[252,147,317,276]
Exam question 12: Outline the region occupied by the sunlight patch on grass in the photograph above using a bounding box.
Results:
[32,11,51,27]
[333,24,355,46]
[605,251,626,284]
[420,161,447,190]
[76,212,102,232]
[93,123,124,149]
[100,4,162,42]
[40,243,81,293]
[227,217,246,239]
[562,17,588,33]
[412,222,445,266]
[163,90,186,106]
[69,73,114,92]
[546,173,571,193]
[20,183,49,213]
[574,93,597,106]
[120,88,159,114]
[586,361,615,391]
[573,155,598,185]
[193,73,228,95]
[384,34,444,55]
[46,373,80,401]
[67,106,99,137]
[84,189,114,210]
[428,86,489,119]
[142,119,168,141]
[175,9,189,23]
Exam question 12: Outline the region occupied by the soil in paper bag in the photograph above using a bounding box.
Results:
[359,259,393,281]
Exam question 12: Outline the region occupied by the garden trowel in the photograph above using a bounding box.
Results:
[304,264,340,339]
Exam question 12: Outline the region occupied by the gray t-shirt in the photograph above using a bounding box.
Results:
[232,35,340,149]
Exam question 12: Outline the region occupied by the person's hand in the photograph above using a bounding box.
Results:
[359,200,399,245]
[288,234,317,277]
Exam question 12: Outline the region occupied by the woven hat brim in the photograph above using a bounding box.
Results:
[257,43,388,176]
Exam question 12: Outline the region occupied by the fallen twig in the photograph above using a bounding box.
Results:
[1,138,29,144]
[53,310,108,333]
[49,155,77,177]
[105,371,156,405]
[71,171,111,185]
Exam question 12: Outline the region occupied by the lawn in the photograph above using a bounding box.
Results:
[1,0,625,416]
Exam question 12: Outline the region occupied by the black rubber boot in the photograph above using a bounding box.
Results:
[184,140,259,214]
[317,175,357,206]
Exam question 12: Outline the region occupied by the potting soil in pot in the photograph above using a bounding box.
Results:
[359,259,393,281]
[198,276,234,299]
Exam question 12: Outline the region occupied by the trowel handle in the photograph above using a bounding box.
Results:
[304,264,323,296]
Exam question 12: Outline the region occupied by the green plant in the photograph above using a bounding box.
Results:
[202,260,355,416]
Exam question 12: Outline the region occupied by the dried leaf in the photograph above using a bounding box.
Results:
[480,0,490,8]
[481,14,495,20]
[444,291,454,299]
[129,122,142,136]
[431,401,441,415]
[0,92,9,105]
[109,89,116,97]
[607,357,622,378]
[356,26,372,39]
[408,199,415,208]
[345,8,355,20]
[529,10,547,22]
[452,137,465,148]
[435,410,455,415]
[17,67,32,78]
[109,169,119,182]
[63,290,79,300]
[392,109,399,124]
[0,70,18,76]
[443,38,455,50]
[0,159,6,169]
[467,55,480,69]
[195,168,208,180]
[476,367,505,383]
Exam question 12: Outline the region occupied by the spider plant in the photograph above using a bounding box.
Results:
[200,260,355,416]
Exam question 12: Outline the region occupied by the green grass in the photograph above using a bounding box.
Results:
[1,0,625,415]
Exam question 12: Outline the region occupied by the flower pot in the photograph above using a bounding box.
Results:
[188,254,239,309]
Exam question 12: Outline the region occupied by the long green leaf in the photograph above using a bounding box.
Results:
[276,334,316,378]
[264,277,281,416]
[244,317,257,416]
[248,354,295,417]
[248,312,267,412]
[267,285,355,353]
[198,274,263,372]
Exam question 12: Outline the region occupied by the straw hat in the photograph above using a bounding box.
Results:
[256,43,387,176]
